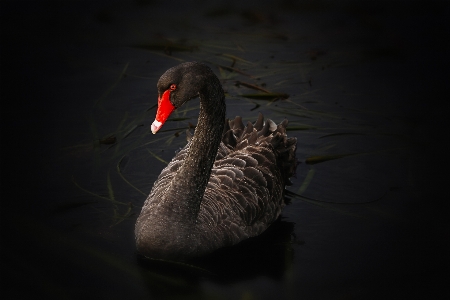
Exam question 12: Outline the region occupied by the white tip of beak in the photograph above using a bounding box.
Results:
[151,120,163,134]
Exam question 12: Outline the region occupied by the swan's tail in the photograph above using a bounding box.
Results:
[223,113,298,186]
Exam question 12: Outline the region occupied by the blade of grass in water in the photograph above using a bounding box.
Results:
[285,190,364,217]
[268,107,332,119]
[305,153,356,165]
[314,143,337,153]
[107,172,116,203]
[140,133,177,147]
[122,124,144,139]
[147,103,157,112]
[241,93,289,100]
[209,62,254,77]
[287,188,388,205]
[235,81,271,93]
[165,135,174,146]
[99,136,116,145]
[140,257,214,276]
[111,202,134,227]
[319,132,367,139]
[93,62,129,108]
[132,42,197,53]
[286,125,317,131]
[299,197,363,218]
[246,101,261,111]
[256,107,312,119]
[297,167,315,195]
[306,147,409,165]
[117,156,146,196]
[250,102,261,111]
[219,53,253,65]
[284,99,309,110]
[147,149,169,164]
[72,176,127,206]
[112,112,129,155]
[218,65,239,80]
[117,112,129,132]
[200,41,244,52]
[89,112,100,144]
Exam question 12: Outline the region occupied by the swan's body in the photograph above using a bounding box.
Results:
[135,62,297,260]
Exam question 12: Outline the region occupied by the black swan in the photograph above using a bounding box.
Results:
[135,62,297,260]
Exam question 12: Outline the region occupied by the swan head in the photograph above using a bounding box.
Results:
[151,62,215,134]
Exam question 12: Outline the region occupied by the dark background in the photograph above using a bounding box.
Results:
[1,0,449,299]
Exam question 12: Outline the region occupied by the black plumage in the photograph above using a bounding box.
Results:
[135,62,297,260]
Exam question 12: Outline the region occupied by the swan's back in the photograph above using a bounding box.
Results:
[138,113,297,258]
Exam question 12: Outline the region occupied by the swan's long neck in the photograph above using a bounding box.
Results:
[170,79,225,220]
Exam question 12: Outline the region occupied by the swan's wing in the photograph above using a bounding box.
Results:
[198,148,284,246]
[197,114,297,247]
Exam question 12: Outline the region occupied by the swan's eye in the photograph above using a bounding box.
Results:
[169,84,177,91]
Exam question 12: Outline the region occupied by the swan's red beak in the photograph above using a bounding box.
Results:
[151,89,176,134]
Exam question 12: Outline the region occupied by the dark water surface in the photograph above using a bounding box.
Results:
[1,1,449,299]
